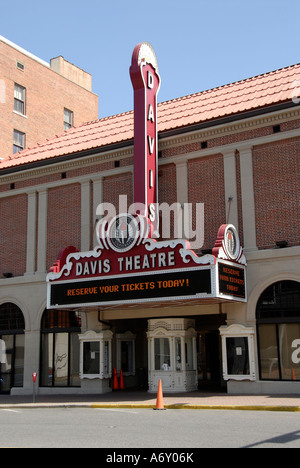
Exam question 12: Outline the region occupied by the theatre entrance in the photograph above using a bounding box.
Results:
[196,315,226,391]
[108,314,226,392]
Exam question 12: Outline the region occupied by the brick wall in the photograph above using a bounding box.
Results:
[0,40,98,158]
[47,184,81,269]
[0,194,27,276]
[158,163,177,240]
[103,172,133,210]
[253,136,300,249]
[188,154,225,251]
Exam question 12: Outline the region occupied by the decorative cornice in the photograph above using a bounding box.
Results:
[0,147,134,186]
[158,107,300,150]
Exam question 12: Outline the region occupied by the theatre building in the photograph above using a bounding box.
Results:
[0,43,299,396]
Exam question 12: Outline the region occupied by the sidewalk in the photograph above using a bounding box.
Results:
[1,390,300,412]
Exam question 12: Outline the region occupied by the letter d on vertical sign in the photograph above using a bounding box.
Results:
[148,71,154,89]
[130,43,161,237]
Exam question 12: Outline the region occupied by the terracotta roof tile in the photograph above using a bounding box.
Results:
[1,63,299,171]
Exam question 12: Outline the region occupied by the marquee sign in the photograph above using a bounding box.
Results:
[49,266,212,308]
[47,224,247,308]
[46,43,247,309]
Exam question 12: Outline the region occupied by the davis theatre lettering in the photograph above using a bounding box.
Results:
[49,268,212,307]
[74,250,176,276]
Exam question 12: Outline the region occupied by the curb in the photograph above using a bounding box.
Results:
[1,403,300,412]
[91,403,300,412]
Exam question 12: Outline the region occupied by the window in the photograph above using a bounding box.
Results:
[0,303,25,332]
[0,303,25,393]
[16,61,25,71]
[14,84,26,115]
[154,338,170,371]
[40,309,81,387]
[257,281,300,381]
[13,129,25,154]
[64,108,73,131]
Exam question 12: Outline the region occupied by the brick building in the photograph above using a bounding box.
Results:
[0,43,299,396]
[0,35,98,158]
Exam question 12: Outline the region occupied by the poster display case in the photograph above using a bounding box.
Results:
[219,324,256,381]
[78,330,113,393]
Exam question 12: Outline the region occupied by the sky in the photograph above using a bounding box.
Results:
[1,0,300,119]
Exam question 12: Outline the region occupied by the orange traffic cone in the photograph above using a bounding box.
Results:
[113,367,119,390]
[119,369,125,390]
[154,379,166,410]
[292,368,296,381]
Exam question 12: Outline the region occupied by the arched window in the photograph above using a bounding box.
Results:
[256,281,300,381]
[0,303,25,393]
[40,309,81,388]
[0,302,25,332]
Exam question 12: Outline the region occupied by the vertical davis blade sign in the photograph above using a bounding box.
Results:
[130,43,161,237]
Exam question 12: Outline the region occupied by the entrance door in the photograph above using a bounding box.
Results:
[197,331,222,390]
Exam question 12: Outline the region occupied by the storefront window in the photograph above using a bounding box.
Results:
[54,333,69,386]
[279,324,300,380]
[257,324,279,380]
[70,332,80,387]
[0,303,25,393]
[257,281,300,381]
[40,333,53,386]
[13,334,25,387]
[40,309,81,387]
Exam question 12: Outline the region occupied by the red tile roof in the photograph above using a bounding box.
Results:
[1,63,299,171]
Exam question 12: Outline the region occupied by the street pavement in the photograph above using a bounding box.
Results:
[1,390,300,412]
